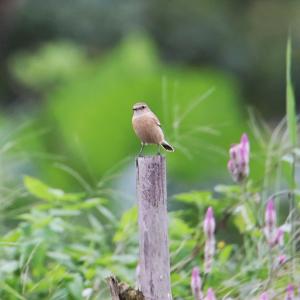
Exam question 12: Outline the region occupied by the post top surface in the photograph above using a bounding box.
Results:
[136,155,166,162]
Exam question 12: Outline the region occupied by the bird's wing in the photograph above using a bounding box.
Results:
[151,114,161,127]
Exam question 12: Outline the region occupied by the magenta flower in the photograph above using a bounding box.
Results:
[260,292,269,300]
[264,198,277,245]
[203,207,216,274]
[191,267,203,300]
[265,199,276,228]
[227,133,250,183]
[203,207,216,238]
[205,288,216,300]
[285,284,294,300]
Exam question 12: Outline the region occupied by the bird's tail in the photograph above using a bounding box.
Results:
[161,140,175,152]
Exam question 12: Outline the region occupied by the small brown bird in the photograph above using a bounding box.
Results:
[132,102,175,155]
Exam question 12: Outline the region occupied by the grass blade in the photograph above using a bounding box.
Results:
[0,282,27,300]
[286,36,297,147]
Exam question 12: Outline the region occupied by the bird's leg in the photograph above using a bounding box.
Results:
[157,144,161,155]
[138,143,145,156]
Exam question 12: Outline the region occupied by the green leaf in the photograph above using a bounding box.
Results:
[47,251,72,262]
[175,191,213,205]
[0,282,27,300]
[233,204,255,233]
[111,254,137,265]
[49,209,81,217]
[68,274,83,299]
[169,215,193,239]
[218,244,233,264]
[113,206,138,243]
[214,184,241,195]
[286,36,297,147]
[1,228,21,243]
[97,206,117,223]
[65,198,106,210]
[24,176,84,202]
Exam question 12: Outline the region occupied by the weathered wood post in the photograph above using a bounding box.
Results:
[136,155,172,300]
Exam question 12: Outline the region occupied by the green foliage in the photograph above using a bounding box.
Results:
[10,42,87,90]
[0,177,117,299]
[24,176,84,202]
[9,35,248,189]
[2,35,300,300]
[1,131,299,299]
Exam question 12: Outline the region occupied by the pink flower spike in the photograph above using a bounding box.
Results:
[204,238,216,274]
[205,288,216,300]
[203,207,215,238]
[285,284,294,300]
[227,133,250,182]
[265,199,276,228]
[203,207,216,274]
[260,292,269,300]
[191,267,203,300]
[264,198,277,245]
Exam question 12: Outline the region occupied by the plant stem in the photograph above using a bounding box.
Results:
[289,152,296,280]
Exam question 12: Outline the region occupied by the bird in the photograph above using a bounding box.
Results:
[132,102,175,155]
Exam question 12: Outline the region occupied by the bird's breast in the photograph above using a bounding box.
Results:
[132,114,164,144]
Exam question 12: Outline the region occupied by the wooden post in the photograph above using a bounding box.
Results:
[136,155,172,300]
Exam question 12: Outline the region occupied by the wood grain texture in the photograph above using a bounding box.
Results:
[136,155,172,300]
[106,277,121,300]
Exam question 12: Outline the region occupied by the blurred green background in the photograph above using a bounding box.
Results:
[0,0,299,205]
[0,0,298,214]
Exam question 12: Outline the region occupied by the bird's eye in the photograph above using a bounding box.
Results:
[142,105,146,108]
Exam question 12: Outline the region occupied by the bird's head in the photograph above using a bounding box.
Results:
[132,102,150,114]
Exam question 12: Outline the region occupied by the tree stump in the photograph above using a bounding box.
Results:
[106,276,144,300]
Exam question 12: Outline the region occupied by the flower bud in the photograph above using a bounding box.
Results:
[265,199,276,227]
[228,133,250,182]
[241,133,250,158]
[191,267,203,300]
[203,207,215,238]
[264,198,277,245]
[205,288,216,300]
[203,207,216,274]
